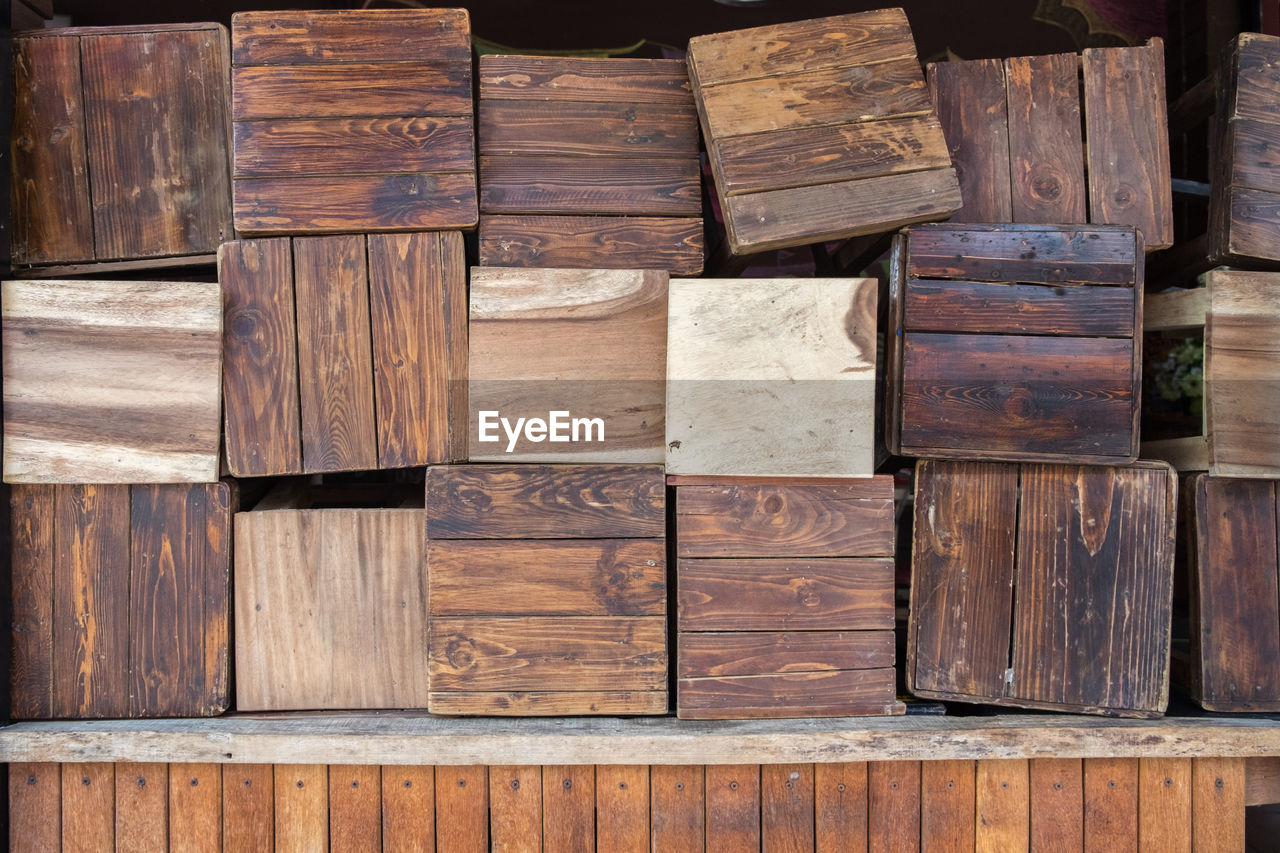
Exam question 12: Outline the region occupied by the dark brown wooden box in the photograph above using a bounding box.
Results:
[220,232,467,477]
[230,9,477,236]
[11,482,234,719]
[11,24,233,274]
[887,223,1143,464]
[477,56,703,275]
[673,476,903,720]
[1186,475,1280,712]
[927,41,1172,250]
[908,460,1177,717]
[427,464,668,716]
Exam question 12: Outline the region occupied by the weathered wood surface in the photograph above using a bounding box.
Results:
[234,494,428,711]
[926,41,1172,249]
[666,278,877,478]
[231,9,476,234]
[688,10,959,255]
[9,483,233,720]
[477,56,702,274]
[468,268,666,463]
[909,460,1177,717]
[221,232,467,476]
[11,25,232,269]
[3,279,223,484]
[889,224,1142,464]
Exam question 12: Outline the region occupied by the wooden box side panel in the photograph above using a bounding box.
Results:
[925,58,1012,223]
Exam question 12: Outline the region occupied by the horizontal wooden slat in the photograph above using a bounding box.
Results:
[478,100,697,157]
[427,691,668,716]
[1229,118,1280,193]
[479,155,701,216]
[232,9,471,65]
[678,558,894,631]
[478,215,704,275]
[231,64,472,119]
[713,115,950,196]
[479,55,691,102]
[234,117,474,177]
[904,279,1135,337]
[906,226,1138,285]
[428,539,665,616]
[233,173,477,235]
[677,668,899,720]
[678,631,895,678]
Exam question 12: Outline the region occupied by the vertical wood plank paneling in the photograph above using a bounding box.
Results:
[544,765,594,852]
[1084,758,1138,853]
[816,762,869,853]
[763,764,816,852]
[330,765,381,852]
[1030,758,1084,852]
[1192,758,1245,852]
[1004,53,1087,224]
[596,765,649,853]
[976,759,1029,853]
[223,764,274,852]
[62,762,115,853]
[275,765,329,853]
[435,766,489,853]
[869,761,921,853]
[10,485,56,719]
[382,766,435,853]
[116,763,167,852]
[1138,758,1191,853]
[651,765,705,852]
[705,764,761,852]
[11,762,62,853]
[490,765,541,853]
[926,59,1013,222]
[921,760,976,852]
[170,763,222,853]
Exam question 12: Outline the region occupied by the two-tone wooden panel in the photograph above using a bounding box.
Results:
[221,232,467,476]
[688,10,960,255]
[887,223,1143,464]
[468,267,666,463]
[234,483,428,711]
[673,476,901,719]
[9,482,233,719]
[909,460,1177,716]
[926,40,1172,249]
[477,56,703,274]
[11,24,233,272]
[2,279,223,484]
[230,9,476,235]
[427,464,667,715]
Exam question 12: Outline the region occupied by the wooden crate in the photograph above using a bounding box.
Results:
[234,482,428,711]
[1144,270,1280,478]
[10,482,233,719]
[2,279,223,484]
[687,10,960,256]
[230,9,477,235]
[672,476,903,719]
[477,56,703,275]
[886,223,1143,464]
[666,277,877,478]
[1186,475,1280,711]
[10,23,233,274]
[468,268,666,463]
[908,460,1177,717]
[927,41,1173,250]
[426,464,667,715]
[220,232,467,477]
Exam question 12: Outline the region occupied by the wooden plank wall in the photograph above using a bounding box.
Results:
[8,758,1246,850]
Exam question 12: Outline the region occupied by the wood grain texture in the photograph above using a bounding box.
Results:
[480,154,700,216]
[1004,53,1086,224]
[223,765,273,852]
[235,507,428,710]
[234,172,477,234]
[921,760,975,853]
[975,760,1028,853]
[232,63,471,120]
[11,762,61,852]
[1192,758,1245,852]
[63,762,114,853]
[905,224,1138,285]
[651,765,705,852]
[468,268,666,462]
[596,765,649,852]
[479,55,691,102]
[3,279,223,484]
[11,485,54,719]
[293,235,378,473]
[868,761,920,853]
[1083,40,1173,250]
[436,767,488,853]
[678,668,898,720]
[675,480,894,558]
[427,690,668,717]
[763,764,816,852]
[427,464,665,539]
[1138,758,1191,853]
[816,763,868,853]
[10,35,94,265]
[169,763,221,853]
[116,763,166,852]
[678,631,894,678]
[220,239,303,477]
[926,59,1012,223]
[706,764,760,852]
[489,765,540,853]
[904,279,1136,337]
[235,116,474,177]
[544,765,594,852]
[381,766,434,852]
[479,214,704,275]
[275,765,328,853]
[329,765,380,853]
[479,99,697,158]
[666,278,877,478]
[1030,759,1083,852]
[232,9,471,65]
[1084,758,1137,853]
